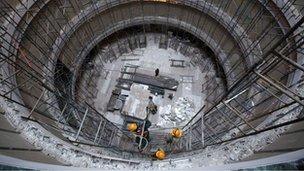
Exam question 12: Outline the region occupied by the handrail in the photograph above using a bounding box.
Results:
[182,105,205,131]
[164,15,304,157]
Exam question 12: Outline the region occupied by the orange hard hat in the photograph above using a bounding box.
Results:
[171,128,183,138]
[127,123,137,132]
[155,149,166,160]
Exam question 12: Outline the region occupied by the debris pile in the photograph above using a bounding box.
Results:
[157,97,195,127]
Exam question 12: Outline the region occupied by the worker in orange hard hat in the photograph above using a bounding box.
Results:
[166,128,183,144]
[154,148,166,160]
[127,123,138,132]
[171,128,183,138]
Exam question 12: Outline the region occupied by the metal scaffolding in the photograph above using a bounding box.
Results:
[0,0,303,163]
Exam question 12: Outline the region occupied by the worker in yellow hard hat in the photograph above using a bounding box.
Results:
[171,128,183,138]
[154,148,166,160]
[127,123,138,132]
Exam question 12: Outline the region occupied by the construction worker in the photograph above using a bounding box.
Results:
[127,123,138,132]
[135,136,149,151]
[155,68,160,77]
[136,122,150,141]
[128,120,151,151]
[146,96,157,115]
[127,120,151,134]
[153,148,166,160]
[171,128,183,138]
[166,128,183,144]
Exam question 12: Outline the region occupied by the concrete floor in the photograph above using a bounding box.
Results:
[93,34,206,128]
[243,120,304,161]
[0,109,63,165]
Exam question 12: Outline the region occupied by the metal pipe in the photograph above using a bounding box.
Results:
[222,101,257,132]
[97,121,107,144]
[94,119,103,144]
[202,16,304,120]
[205,108,304,147]
[27,89,46,119]
[254,71,304,106]
[75,108,89,141]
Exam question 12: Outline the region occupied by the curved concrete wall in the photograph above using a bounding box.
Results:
[0,0,303,168]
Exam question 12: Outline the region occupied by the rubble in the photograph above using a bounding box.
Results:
[157,97,195,128]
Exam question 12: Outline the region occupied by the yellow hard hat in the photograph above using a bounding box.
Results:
[127,123,137,132]
[155,149,166,160]
[171,128,183,138]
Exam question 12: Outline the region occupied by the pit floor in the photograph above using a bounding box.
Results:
[94,34,207,128]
